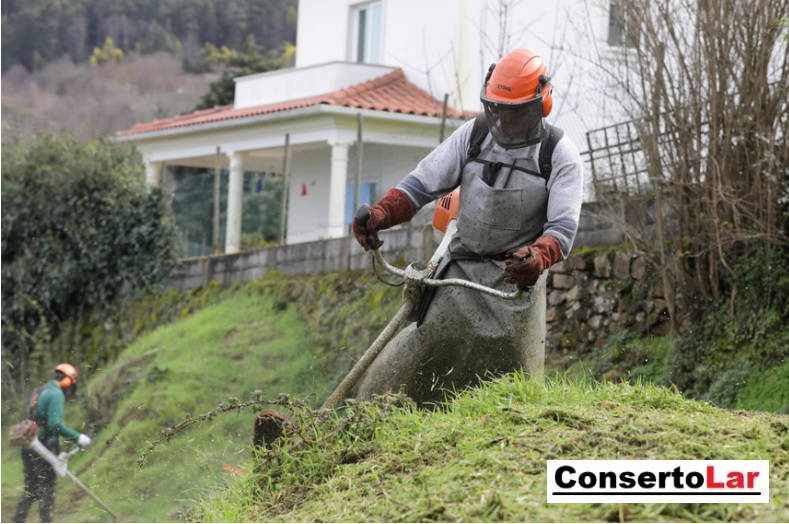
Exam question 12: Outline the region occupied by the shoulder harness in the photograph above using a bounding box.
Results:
[464,113,565,181]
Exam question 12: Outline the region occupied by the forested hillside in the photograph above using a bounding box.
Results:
[1,0,297,73]
[1,0,297,142]
[1,53,218,142]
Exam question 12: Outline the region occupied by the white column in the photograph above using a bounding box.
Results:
[225,151,246,254]
[327,141,350,238]
[144,160,162,187]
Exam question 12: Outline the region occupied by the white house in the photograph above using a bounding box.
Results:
[118,0,626,253]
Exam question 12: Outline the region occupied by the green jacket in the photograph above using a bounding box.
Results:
[31,380,81,443]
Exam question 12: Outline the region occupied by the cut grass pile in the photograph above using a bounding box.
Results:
[193,375,789,523]
[3,266,787,523]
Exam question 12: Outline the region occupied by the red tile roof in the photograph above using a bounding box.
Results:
[118,69,471,137]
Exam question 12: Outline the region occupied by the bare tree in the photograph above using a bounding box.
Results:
[586,0,789,331]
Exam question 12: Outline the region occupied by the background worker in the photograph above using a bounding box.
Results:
[14,363,93,523]
[353,48,584,406]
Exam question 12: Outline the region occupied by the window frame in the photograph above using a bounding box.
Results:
[607,0,638,48]
[351,1,383,64]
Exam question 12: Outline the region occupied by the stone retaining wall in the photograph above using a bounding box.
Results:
[545,249,670,354]
[168,203,669,351]
[168,201,625,291]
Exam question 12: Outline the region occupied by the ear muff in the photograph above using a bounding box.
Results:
[54,363,78,390]
[541,89,553,117]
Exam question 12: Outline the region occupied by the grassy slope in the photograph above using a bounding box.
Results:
[2,292,334,523]
[195,376,789,523]
[3,269,787,522]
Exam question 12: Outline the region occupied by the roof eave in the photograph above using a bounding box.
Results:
[116,105,468,142]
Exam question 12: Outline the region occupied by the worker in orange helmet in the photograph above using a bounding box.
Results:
[353,48,584,406]
[14,363,93,523]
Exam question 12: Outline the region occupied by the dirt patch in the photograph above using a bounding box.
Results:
[224,329,237,347]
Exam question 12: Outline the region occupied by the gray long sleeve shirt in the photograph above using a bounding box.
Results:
[396,118,584,258]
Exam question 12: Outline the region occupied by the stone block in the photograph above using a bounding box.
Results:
[546,307,557,322]
[587,315,604,330]
[553,273,576,290]
[594,254,611,278]
[552,260,570,274]
[593,294,617,315]
[564,301,581,320]
[575,306,589,322]
[548,290,566,306]
[575,271,590,289]
[631,256,648,280]
[568,254,587,270]
[613,251,631,279]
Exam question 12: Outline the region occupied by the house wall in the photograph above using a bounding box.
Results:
[127,1,639,256]
[296,0,475,111]
[234,62,396,109]
[287,140,434,244]
[295,0,629,202]
[288,146,333,243]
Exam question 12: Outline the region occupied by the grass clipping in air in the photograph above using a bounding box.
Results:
[192,374,789,523]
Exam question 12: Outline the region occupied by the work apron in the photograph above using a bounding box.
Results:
[356,140,550,406]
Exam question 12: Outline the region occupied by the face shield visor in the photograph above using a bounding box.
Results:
[481,93,545,149]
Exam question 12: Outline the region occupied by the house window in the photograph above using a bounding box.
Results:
[345,182,377,225]
[607,1,637,48]
[353,2,382,64]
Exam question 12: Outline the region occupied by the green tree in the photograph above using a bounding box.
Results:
[193,35,289,109]
[242,177,283,246]
[1,132,181,386]
[169,168,282,254]
[89,36,125,65]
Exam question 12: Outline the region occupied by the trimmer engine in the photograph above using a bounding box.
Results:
[432,188,460,233]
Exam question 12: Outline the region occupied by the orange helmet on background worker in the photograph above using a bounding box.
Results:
[481,48,553,149]
[54,363,78,391]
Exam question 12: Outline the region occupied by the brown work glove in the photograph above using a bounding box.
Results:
[352,188,414,251]
[504,235,563,290]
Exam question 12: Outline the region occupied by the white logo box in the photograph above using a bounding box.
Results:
[547,460,769,503]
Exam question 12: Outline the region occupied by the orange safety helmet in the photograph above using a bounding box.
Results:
[481,48,553,148]
[55,363,78,389]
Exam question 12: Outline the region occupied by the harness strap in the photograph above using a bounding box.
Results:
[465,116,565,181]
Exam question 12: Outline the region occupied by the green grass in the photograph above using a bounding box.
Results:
[3,266,787,523]
[1,292,333,523]
[549,331,672,388]
[192,375,789,523]
[738,362,789,414]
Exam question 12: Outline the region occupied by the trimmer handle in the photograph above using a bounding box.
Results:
[355,204,384,250]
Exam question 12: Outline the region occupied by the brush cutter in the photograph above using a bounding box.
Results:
[320,193,523,410]
[256,190,522,444]
[26,439,119,521]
